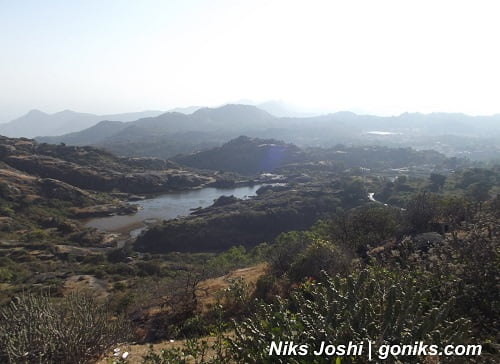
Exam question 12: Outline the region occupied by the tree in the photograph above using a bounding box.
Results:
[405,191,439,233]
[429,173,446,191]
[288,239,351,281]
[268,231,312,277]
[324,206,401,255]
[466,182,491,202]
[342,178,366,204]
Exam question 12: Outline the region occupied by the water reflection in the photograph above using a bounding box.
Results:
[85,185,262,232]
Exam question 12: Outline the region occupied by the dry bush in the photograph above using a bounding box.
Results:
[0,292,132,364]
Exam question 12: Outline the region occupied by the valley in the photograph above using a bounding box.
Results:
[26,105,500,161]
[3,2,500,361]
[0,129,498,363]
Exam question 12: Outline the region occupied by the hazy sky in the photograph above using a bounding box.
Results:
[1,0,500,121]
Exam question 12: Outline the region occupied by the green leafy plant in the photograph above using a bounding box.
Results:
[229,269,470,363]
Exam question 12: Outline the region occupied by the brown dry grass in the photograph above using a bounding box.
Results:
[63,275,110,298]
[98,335,224,364]
[196,262,268,313]
[98,263,268,363]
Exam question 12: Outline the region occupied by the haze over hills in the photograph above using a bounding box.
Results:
[0,109,167,138]
[236,100,322,117]
[0,106,208,139]
[166,106,203,115]
[173,135,306,175]
[35,104,500,161]
[0,101,301,139]
[0,101,310,139]
[37,105,276,157]
[2,1,500,361]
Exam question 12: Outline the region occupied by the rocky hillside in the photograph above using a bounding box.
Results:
[0,136,211,195]
[134,182,346,253]
[173,136,306,175]
[0,136,216,276]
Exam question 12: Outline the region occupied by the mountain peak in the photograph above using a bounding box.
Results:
[192,104,274,121]
[54,109,77,116]
[26,109,47,116]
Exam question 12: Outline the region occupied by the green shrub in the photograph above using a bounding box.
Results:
[207,245,251,276]
[142,339,211,364]
[23,228,49,242]
[229,269,470,363]
[179,315,209,338]
[219,277,251,315]
[288,239,351,281]
[268,231,313,277]
[136,261,162,276]
[254,274,277,301]
[0,267,14,283]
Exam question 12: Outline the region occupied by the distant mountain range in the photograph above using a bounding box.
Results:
[16,104,500,161]
[0,106,212,139]
[240,100,321,118]
[0,109,167,138]
[37,105,276,158]
[0,101,305,139]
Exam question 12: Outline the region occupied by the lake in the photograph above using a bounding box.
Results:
[85,184,263,234]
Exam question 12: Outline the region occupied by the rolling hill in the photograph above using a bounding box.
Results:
[173,136,306,175]
[35,105,500,161]
[0,109,165,138]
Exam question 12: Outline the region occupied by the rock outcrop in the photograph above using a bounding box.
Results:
[0,136,212,194]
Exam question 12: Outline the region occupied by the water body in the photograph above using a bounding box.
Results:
[366,131,401,135]
[85,185,263,233]
[368,192,387,206]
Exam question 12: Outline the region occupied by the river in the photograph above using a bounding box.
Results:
[85,184,263,236]
[368,192,387,206]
